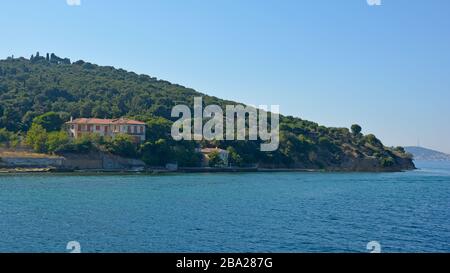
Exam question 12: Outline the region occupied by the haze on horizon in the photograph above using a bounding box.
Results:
[1,0,449,153]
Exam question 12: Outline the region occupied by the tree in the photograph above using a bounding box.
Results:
[351,124,362,135]
[0,128,12,143]
[144,116,172,143]
[365,134,383,147]
[106,133,137,158]
[208,151,224,167]
[227,146,243,167]
[380,156,395,167]
[172,142,202,167]
[80,101,95,117]
[33,112,64,132]
[47,131,70,152]
[0,129,20,148]
[25,124,48,153]
[140,139,172,166]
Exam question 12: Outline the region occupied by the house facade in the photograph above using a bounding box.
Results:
[66,118,146,143]
[198,148,229,167]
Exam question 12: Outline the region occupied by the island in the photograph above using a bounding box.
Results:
[0,53,415,172]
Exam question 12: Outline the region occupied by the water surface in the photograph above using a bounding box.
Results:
[0,161,449,253]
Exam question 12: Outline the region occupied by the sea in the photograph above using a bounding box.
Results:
[0,161,449,253]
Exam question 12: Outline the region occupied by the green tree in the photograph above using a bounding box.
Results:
[106,133,137,158]
[47,131,70,152]
[33,112,64,132]
[144,116,172,142]
[365,134,383,147]
[0,128,12,143]
[227,146,243,167]
[140,139,172,166]
[25,124,48,153]
[351,124,362,135]
[172,142,202,167]
[380,156,395,167]
[208,151,224,167]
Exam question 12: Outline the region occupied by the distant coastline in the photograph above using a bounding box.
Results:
[405,146,450,162]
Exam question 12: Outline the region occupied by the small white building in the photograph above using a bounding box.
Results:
[66,118,146,143]
[198,148,229,167]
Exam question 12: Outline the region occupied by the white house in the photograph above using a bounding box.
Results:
[198,148,229,167]
[66,117,146,143]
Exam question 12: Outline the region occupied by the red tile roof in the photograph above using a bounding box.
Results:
[66,118,145,125]
[200,148,228,153]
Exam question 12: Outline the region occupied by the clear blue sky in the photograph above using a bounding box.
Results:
[1,0,450,153]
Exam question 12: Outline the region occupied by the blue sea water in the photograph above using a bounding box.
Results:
[0,161,449,253]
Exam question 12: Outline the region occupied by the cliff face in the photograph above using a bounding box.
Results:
[322,145,415,172]
[258,145,415,172]
[0,56,414,171]
[329,155,415,172]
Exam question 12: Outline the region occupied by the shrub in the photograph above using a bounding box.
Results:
[380,157,395,167]
[106,133,137,158]
[208,151,225,167]
[351,124,362,135]
[365,134,383,147]
[25,124,48,153]
[33,112,64,132]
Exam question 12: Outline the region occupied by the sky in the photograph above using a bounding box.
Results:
[1,0,450,153]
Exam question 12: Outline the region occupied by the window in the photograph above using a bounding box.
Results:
[134,126,138,134]
[128,126,131,133]
[140,126,144,134]
[96,125,100,131]
[104,126,108,133]
[77,125,81,132]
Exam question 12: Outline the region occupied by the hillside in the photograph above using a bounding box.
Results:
[0,53,415,171]
[405,146,450,161]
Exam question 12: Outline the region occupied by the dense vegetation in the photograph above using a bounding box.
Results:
[0,53,414,170]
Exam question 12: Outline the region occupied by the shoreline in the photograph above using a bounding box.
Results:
[0,166,415,174]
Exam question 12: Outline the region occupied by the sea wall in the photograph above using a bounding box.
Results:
[0,150,145,171]
[60,152,145,170]
[0,156,64,168]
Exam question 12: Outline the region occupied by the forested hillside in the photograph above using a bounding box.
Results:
[0,53,414,171]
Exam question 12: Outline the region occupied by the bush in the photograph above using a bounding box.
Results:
[106,133,137,158]
[33,112,64,132]
[208,151,225,167]
[140,139,172,166]
[47,131,70,152]
[380,157,395,167]
[56,134,99,154]
[227,146,243,167]
[0,128,12,143]
[364,134,383,147]
[351,124,362,135]
[25,124,48,153]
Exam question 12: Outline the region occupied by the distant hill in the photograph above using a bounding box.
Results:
[405,147,450,161]
[0,53,415,171]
